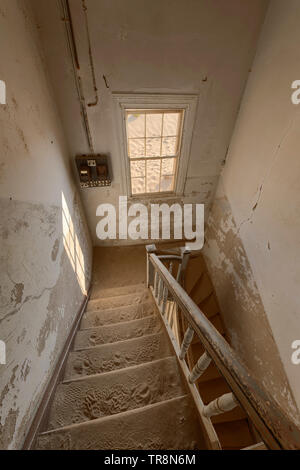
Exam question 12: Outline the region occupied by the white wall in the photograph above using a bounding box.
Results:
[205,0,300,417]
[31,0,268,245]
[0,0,92,448]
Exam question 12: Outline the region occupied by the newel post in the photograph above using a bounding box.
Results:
[176,247,191,286]
[146,244,157,288]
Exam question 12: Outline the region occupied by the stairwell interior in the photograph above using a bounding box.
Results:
[1,0,300,451]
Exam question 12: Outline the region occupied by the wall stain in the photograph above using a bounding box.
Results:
[10,283,24,306]
[203,190,300,424]
[51,239,60,262]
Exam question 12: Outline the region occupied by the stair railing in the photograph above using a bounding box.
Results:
[146,245,300,450]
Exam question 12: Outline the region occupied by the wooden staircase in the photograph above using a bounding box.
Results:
[29,245,300,450]
[182,254,259,449]
[35,284,207,450]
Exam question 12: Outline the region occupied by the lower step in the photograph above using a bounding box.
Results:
[64,332,173,380]
[74,315,162,350]
[47,357,186,430]
[89,283,146,300]
[36,396,206,450]
[86,290,152,312]
[80,300,155,328]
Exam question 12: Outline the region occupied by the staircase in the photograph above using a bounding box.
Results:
[31,245,300,450]
[182,254,258,450]
[35,283,206,450]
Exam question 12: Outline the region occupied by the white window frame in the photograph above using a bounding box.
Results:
[113,93,198,197]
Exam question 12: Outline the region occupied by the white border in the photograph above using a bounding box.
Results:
[112,93,198,197]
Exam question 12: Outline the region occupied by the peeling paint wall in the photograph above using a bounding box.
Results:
[204,182,300,423]
[31,0,269,245]
[0,0,92,449]
[204,0,300,421]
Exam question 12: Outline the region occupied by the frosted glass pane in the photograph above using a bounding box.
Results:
[128,138,145,158]
[131,160,145,178]
[146,113,163,137]
[160,175,174,192]
[163,112,180,136]
[162,136,177,156]
[131,177,145,194]
[146,138,161,157]
[127,113,145,138]
[162,158,175,175]
[146,160,160,193]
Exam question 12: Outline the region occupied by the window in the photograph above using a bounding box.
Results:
[113,94,198,197]
[126,109,184,195]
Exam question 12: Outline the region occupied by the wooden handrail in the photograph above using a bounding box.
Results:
[148,245,201,259]
[149,253,300,450]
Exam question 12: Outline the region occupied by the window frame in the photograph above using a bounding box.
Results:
[113,93,198,198]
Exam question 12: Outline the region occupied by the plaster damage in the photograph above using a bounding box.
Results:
[203,181,300,424]
[0,0,92,449]
[0,195,92,449]
[203,0,300,420]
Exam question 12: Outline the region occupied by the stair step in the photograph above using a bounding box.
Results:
[90,283,147,300]
[47,357,186,430]
[64,332,173,380]
[211,406,246,424]
[196,377,231,405]
[242,442,267,450]
[81,300,155,329]
[36,395,205,450]
[75,315,162,350]
[214,419,255,449]
[86,290,152,312]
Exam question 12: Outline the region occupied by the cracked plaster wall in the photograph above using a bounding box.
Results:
[203,0,300,420]
[0,0,92,449]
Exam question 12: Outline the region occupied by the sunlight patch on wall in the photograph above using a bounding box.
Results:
[62,192,87,295]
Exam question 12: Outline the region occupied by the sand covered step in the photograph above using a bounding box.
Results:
[64,332,173,380]
[46,357,186,430]
[74,315,162,350]
[80,300,155,329]
[36,395,206,450]
[90,283,147,300]
[86,290,152,312]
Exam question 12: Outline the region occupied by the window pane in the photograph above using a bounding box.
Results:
[127,113,145,138]
[162,136,177,156]
[162,158,175,175]
[128,138,145,158]
[146,113,163,137]
[163,112,180,136]
[131,177,145,194]
[146,137,161,157]
[160,175,174,192]
[146,159,160,193]
[131,160,145,178]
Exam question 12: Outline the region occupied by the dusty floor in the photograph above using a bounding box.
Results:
[35,247,206,449]
[91,245,147,299]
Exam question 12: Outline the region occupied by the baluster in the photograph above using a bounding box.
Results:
[169,302,176,328]
[158,278,163,305]
[162,285,168,315]
[146,244,156,288]
[179,326,194,360]
[203,393,239,418]
[189,351,211,383]
[154,272,159,298]
[162,262,173,319]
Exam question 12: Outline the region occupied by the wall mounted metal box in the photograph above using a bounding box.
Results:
[76,155,111,188]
